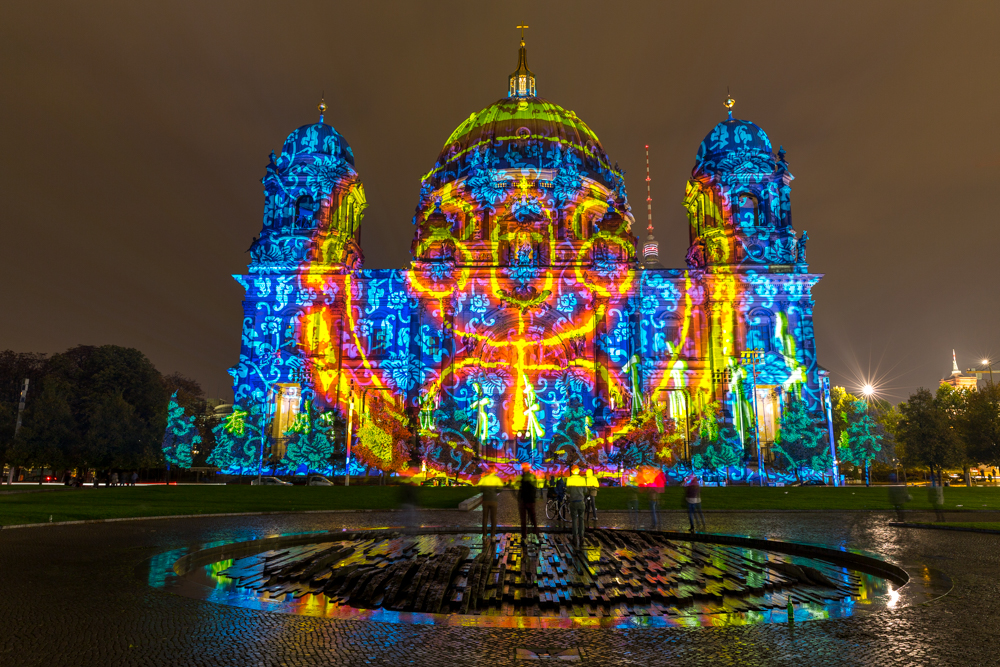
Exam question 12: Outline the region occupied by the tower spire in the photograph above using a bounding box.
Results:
[318,93,327,123]
[724,86,735,120]
[952,349,961,376]
[508,25,536,98]
[642,144,659,267]
[645,144,654,237]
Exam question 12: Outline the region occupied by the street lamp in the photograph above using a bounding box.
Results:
[862,384,875,398]
[740,349,765,487]
[982,359,994,387]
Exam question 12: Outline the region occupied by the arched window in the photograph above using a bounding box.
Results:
[746,309,773,352]
[295,195,315,223]
[663,317,681,357]
[737,193,759,227]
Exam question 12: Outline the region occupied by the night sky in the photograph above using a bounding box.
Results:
[2,1,998,402]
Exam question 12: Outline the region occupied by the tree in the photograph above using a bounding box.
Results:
[897,388,964,485]
[688,404,743,482]
[208,404,269,475]
[0,351,49,480]
[353,397,412,474]
[610,405,677,469]
[44,345,168,470]
[843,401,882,486]
[693,424,743,482]
[830,386,854,448]
[280,404,336,474]
[611,440,657,471]
[87,390,149,470]
[960,383,1000,466]
[163,373,207,416]
[162,391,201,469]
[548,398,598,467]
[8,376,79,477]
[773,398,830,480]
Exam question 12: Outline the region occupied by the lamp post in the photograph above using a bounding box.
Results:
[983,359,994,387]
[740,349,764,487]
[345,384,355,487]
[821,375,838,487]
[257,385,274,487]
[861,384,876,487]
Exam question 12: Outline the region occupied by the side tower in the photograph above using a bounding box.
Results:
[683,97,822,464]
[229,102,367,465]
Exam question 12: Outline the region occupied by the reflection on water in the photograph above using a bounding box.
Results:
[149,529,898,629]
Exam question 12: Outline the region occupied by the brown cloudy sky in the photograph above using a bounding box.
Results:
[1,0,998,401]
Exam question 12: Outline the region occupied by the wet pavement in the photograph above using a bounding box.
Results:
[0,494,997,666]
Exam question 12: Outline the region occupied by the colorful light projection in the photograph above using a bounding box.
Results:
[162,391,200,469]
[220,49,826,482]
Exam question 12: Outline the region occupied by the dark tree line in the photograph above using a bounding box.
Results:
[896,383,1000,485]
[0,346,204,479]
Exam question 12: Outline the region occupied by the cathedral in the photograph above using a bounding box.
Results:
[217,37,831,482]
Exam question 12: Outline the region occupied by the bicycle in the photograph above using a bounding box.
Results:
[545,494,569,522]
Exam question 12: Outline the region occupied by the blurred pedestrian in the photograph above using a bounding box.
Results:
[627,485,639,530]
[888,486,912,522]
[567,466,587,548]
[518,463,540,547]
[111,472,119,487]
[479,467,503,539]
[131,471,138,487]
[928,484,945,522]
[399,480,420,533]
[585,469,599,523]
[647,486,660,530]
[683,473,706,532]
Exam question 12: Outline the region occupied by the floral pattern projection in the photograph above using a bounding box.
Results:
[220,68,827,483]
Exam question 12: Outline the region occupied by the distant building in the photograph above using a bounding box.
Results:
[941,350,978,391]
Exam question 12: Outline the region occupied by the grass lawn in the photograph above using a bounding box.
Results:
[592,486,1000,512]
[0,485,480,526]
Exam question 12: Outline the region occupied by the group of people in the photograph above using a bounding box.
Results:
[477,465,708,550]
[625,472,705,533]
[62,470,139,487]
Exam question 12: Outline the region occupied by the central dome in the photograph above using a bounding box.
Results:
[423,97,619,191]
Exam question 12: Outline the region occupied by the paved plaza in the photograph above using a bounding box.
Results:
[1,495,996,666]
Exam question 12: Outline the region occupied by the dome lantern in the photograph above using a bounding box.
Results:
[508,25,536,98]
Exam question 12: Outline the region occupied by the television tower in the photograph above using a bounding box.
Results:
[642,145,660,267]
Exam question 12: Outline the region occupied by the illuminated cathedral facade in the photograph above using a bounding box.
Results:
[217,39,833,482]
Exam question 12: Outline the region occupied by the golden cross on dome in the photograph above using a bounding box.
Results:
[724,86,735,118]
[516,24,529,44]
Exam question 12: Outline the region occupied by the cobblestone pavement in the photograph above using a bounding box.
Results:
[0,495,997,666]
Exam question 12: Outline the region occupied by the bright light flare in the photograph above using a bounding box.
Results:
[862,384,875,397]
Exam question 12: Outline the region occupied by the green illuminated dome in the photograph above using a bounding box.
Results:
[423,39,620,192]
